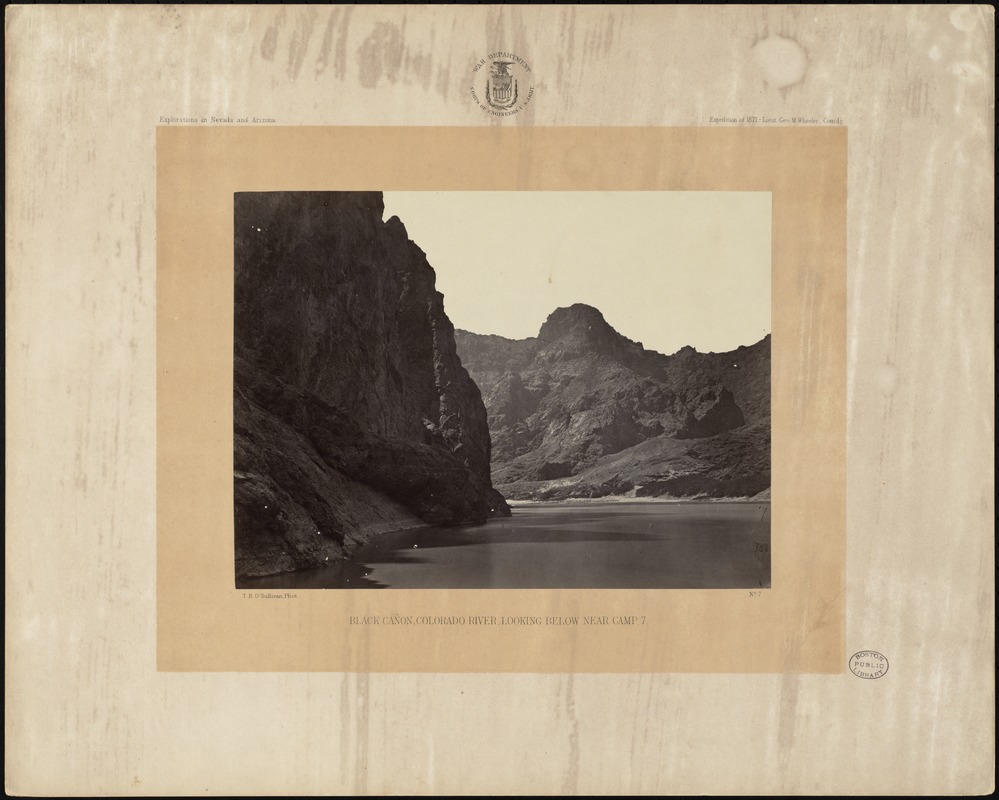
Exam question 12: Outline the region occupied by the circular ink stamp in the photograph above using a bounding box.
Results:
[849,650,889,679]
[470,52,535,117]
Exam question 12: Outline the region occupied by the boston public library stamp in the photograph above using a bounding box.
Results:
[849,651,889,679]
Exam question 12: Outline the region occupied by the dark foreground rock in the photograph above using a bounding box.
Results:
[234,192,508,581]
[455,304,770,501]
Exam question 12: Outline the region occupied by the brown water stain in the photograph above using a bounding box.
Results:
[357,22,404,89]
[315,8,341,77]
[286,8,318,81]
[776,674,801,791]
[561,673,580,794]
[260,11,286,62]
[332,6,354,80]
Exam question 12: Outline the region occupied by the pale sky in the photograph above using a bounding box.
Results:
[382,192,770,355]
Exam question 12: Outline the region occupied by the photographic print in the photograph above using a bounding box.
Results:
[234,190,771,590]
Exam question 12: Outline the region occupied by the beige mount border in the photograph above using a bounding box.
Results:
[157,125,845,673]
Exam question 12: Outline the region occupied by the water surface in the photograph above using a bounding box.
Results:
[240,501,771,589]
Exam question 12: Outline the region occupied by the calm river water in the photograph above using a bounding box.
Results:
[240,501,771,590]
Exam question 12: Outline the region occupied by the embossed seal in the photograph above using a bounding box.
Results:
[470,52,535,117]
[849,651,889,679]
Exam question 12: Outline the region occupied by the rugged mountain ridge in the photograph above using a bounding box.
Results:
[455,304,770,500]
[234,192,508,581]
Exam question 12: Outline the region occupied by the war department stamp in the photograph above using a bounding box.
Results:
[471,52,535,116]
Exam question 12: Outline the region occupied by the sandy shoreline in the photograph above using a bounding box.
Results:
[505,495,771,507]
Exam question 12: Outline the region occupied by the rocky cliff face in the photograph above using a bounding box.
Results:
[454,304,770,500]
[234,192,508,582]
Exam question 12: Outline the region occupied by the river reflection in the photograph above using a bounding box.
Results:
[238,501,771,590]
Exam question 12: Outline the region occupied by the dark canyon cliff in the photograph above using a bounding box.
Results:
[234,192,508,582]
[455,304,770,501]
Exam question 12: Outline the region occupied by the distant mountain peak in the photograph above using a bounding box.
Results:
[454,305,771,501]
[538,303,618,343]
